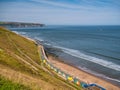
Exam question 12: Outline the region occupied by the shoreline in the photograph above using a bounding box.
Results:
[48,53,119,85]
[47,55,120,90]
[11,30,120,90]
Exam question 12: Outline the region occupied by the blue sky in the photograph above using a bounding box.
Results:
[0,0,120,25]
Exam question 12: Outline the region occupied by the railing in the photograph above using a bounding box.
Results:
[40,47,106,90]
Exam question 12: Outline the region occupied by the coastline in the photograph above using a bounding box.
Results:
[12,30,120,90]
[47,55,120,90]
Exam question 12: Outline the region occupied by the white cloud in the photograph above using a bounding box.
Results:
[30,0,97,10]
[0,0,120,25]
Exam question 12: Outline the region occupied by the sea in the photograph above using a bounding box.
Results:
[9,25,120,86]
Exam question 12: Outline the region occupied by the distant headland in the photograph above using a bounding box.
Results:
[0,21,45,28]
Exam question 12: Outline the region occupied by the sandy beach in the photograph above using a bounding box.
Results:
[47,55,120,90]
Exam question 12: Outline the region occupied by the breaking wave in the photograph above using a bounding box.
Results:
[54,46,120,72]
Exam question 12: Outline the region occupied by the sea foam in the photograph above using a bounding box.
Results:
[54,46,120,72]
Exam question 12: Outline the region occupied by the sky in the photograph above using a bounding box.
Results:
[0,0,120,25]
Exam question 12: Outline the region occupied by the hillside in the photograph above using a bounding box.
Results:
[0,27,81,90]
[0,75,31,90]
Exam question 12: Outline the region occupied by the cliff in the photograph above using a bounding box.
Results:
[0,21,45,28]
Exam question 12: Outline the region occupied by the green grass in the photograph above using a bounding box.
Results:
[0,27,82,90]
[0,48,36,75]
[0,27,40,64]
[0,76,31,90]
[0,27,41,74]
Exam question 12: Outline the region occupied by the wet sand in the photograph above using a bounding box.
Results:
[47,55,120,90]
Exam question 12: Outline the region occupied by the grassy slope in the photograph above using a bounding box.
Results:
[0,27,81,90]
[0,75,31,90]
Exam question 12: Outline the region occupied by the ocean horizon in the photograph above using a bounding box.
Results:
[10,25,120,86]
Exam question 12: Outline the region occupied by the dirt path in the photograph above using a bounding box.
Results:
[6,33,42,71]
